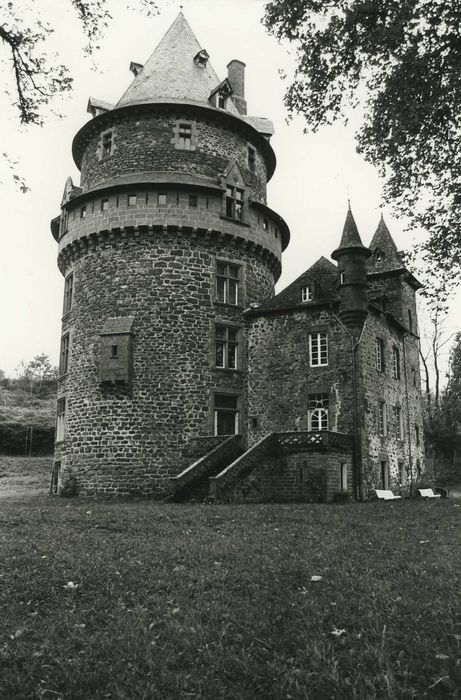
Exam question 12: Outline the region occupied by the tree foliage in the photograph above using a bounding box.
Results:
[15,354,57,395]
[264,0,461,298]
[0,0,158,126]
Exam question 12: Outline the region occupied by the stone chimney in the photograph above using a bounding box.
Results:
[227,60,247,115]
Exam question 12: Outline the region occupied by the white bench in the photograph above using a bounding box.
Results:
[418,488,441,499]
[375,489,402,501]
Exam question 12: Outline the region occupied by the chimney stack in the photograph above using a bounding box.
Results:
[227,60,247,115]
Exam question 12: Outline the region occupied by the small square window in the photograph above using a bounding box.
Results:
[158,193,167,205]
[128,194,137,207]
[101,199,109,212]
[189,194,198,208]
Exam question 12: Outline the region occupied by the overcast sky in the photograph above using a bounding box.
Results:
[0,0,459,377]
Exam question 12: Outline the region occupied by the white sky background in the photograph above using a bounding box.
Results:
[0,0,459,378]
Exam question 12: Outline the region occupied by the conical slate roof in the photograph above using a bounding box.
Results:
[332,205,370,260]
[116,12,240,115]
[368,214,405,274]
[256,256,339,312]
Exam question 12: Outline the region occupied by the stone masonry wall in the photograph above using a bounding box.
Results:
[78,109,268,201]
[247,308,354,446]
[57,231,275,497]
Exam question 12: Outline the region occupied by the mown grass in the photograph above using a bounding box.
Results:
[0,493,460,699]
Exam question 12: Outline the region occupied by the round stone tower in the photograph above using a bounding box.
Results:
[50,12,290,497]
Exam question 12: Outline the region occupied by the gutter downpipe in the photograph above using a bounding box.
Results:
[402,333,413,496]
[334,313,367,501]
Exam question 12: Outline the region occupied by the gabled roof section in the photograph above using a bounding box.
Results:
[255,257,339,313]
[332,205,370,260]
[116,12,240,115]
[368,214,405,274]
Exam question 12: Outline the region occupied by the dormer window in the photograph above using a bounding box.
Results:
[225,185,244,220]
[374,248,383,262]
[194,49,209,67]
[301,285,312,302]
[218,92,227,109]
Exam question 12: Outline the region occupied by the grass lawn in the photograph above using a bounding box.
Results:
[0,475,460,698]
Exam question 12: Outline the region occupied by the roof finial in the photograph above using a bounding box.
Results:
[347,198,351,212]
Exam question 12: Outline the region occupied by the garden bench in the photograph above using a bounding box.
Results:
[375,489,402,501]
[418,488,441,499]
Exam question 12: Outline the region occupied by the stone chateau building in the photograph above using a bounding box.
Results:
[50,12,424,501]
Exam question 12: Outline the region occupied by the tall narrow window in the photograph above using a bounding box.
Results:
[59,334,70,375]
[225,186,244,220]
[56,398,66,442]
[408,309,413,331]
[394,405,403,439]
[101,130,113,158]
[301,285,312,302]
[80,206,86,219]
[339,463,348,492]
[248,146,256,172]
[399,461,406,486]
[214,394,239,435]
[178,123,192,150]
[308,393,329,431]
[380,461,389,490]
[378,402,387,436]
[216,262,240,305]
[215,325,239,369]
[376,338,384,372]
[415,424,420,445]
[218,92,226,109]
[340,271,346,285]
[63,273,74,315]
[309,332,328,367]
[392,346,401,379]
[189,194,198,208]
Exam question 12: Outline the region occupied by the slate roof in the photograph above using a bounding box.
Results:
[101,317,135,335]
[332,206,370,259]
[367,214,405,274]
[255,257,339,313]
[116,12,240,115]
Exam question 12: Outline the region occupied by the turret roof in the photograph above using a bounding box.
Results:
[116,12,240,115]
[368,214,405,274]
[332,205,370,260]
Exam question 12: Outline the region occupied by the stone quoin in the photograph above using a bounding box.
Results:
[50,12,424,502]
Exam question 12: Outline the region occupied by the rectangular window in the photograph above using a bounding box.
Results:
[301,285,312,302]
[340,271,346,285]
[376,338,384,372]
[394,405,403,440]
[408,309,413,331]
[218,93,226,109]
[101,199,109,212]
[80,206,86,219]
[178,123,192,150]
[101,131,113,158]
[61,210,69,234]
[225,186,244,220]
[110,344,118,358]
[339,463,348,492]
[248,146,256,172]
[308,393,329,431]
[378,402,387,436]
[309,332,328,367]
[380,461,389,490]
[392,346,401,379]
[263,218,268,231]
[127,194,137,207]
[158,193,167,205]
[215,325,239,370]
[216,261,240,306]
[189,194,198,208]
[56,399,66,442]
[214,394,239,435]
[59,334,70,375]
[415,424,420,445]
[63,273,74,315]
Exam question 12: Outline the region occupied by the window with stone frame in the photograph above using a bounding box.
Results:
[225,185,244,221]
[308,393,329,431]
[217,92,227,109]
[177,122,192,150]
[127,194,137,207]
[101,198,109,212]
[56,398,66,442]
[394,405,403,440]
[375,338,384,372]
[61,209,69,235]
[378,401,387,436]
[101,130,113,158]
[63,273,74,315]
[339,462,348,492]
[392,346,401,379]
[215,324,239,370]
[59,334,70,375]
[216,261,240,306]
[309,332,328,367]
[248,145,256,172]
[213,393,239,435]
[301,285,312,302]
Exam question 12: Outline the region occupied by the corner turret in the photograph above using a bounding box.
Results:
[332,205,371,335]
